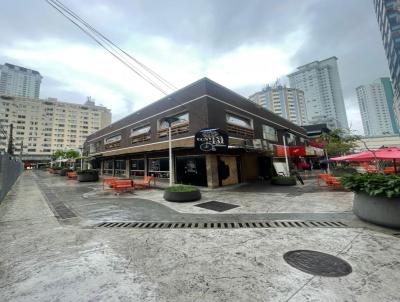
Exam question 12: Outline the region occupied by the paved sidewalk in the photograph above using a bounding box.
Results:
[1,172,400,301]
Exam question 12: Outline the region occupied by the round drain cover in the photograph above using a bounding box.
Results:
[283,250,352,277]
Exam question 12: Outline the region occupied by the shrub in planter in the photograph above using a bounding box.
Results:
[163,185,201,202]
[341,173,400,228]
[60,168,72,176]
[77,169,99,182]
[271,176,297,186]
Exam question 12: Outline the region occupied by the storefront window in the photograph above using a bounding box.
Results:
[159,112,189,129]
[148,157,169,178]
[114,160,126,176]
[262,124,278,141]
[103,159,113,175]
[226,113,252,129]
[130,159,145,177]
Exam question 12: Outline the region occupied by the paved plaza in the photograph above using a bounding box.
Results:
[1,171,400,301]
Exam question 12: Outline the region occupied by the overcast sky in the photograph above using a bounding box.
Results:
[0,0,391,134]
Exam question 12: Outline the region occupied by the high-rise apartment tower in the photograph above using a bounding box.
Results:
[0,63,43,98]
[287,57,349,130]
[249,85,308,126]
[356,77,399,136]
[374,0,400,127]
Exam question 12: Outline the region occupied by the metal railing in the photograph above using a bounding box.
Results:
[0,152,23,202]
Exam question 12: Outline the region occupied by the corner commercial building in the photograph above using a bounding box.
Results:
[84,78,308,188]
[249,84,308,126]
[0,63,42,99]
[287,57,349,130]
[356,77,399,136]
[0,95,111,162]
[374,0,400,126]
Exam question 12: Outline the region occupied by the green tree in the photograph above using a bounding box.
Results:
[65,149,80,159]
[320,128,361,157]
[52,149,66,160]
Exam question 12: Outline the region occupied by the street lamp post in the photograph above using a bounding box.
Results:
[164,117,179,186]
[282,131,290,176]
[79,147,84,170]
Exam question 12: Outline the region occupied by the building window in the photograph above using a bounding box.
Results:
[114,160,126,176]
[226,112,254,138]
[158,112,189,138]
[130,159,145,177]
[148,157,169,178]
[262,125,278,141]
[131,125,151,143]
[226,112,253,129]
[159,112,189,129]
[104,134,121,149]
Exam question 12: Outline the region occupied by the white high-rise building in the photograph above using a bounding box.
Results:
[0,63,43,99]
[249,85,308,126]
[287,57,349,130]
[0,95,111,161]
[356,77,399,136]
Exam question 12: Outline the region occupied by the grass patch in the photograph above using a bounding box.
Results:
[165,185,199,192]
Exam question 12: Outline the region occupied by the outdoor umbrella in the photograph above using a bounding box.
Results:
[331,147,400,173]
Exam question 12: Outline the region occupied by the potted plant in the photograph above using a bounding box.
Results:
[52,166,63,175]
[341,173,400,228]
[60,168,73,176]
[77,169,99,182]
[163,185,201,202]
[271,176,297,186]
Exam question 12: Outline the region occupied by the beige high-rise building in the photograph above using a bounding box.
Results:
[0,95,111,161]
[249,85,308,126]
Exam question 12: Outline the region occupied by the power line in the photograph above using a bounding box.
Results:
[45,0,174,95]
[51,0,177,91]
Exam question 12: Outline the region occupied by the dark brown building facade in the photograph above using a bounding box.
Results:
[84,78,308,187]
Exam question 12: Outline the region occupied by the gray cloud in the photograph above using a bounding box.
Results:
[0,0,391,133]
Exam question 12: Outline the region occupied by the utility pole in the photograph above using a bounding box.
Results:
[7,124,14,155]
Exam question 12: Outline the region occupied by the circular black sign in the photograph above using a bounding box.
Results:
[195,128,228,153]
[283,250,352,277]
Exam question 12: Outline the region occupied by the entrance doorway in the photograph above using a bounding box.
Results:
[218,156,239,186]
[176,156,207,186]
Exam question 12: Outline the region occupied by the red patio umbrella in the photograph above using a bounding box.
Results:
[331,147,400,173]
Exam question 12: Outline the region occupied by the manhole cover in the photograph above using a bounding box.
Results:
[195,201,239,212]
[283,250,352,277]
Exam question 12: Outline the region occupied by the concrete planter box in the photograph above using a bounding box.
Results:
[77,173,99,182]
[271,177,296,186]
[353,193,400,229]
[164,190,201,202]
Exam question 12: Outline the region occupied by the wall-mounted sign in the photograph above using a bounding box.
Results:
[195,128,228,152]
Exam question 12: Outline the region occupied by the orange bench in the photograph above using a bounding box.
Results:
[112,179,134,194]
[102,177,118,190]
[317,174,342,189]
[384,167,396,174]
[134,176,155,189]
[67,171,78,179]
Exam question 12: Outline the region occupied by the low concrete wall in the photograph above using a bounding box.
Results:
[0,153,23,202]
[353,193,400,229]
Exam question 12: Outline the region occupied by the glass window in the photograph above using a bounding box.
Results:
[159,112,189,129]
[148,158,169,178]
[262,124,278,141]
[130,159,145,171]
[131,125,151,137]
[104,134,121,144]
[130,159,145,177]
[226,113,252,129]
